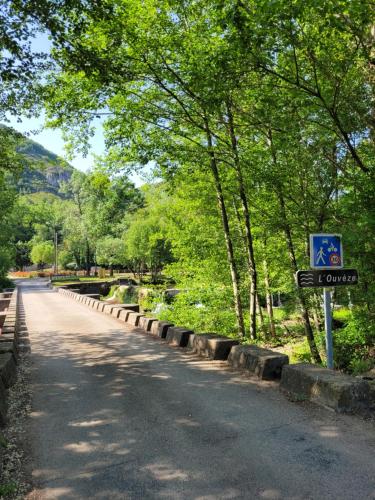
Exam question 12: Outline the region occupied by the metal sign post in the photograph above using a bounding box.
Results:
[295,234,358,370]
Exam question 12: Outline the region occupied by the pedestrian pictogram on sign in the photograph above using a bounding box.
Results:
[310,234,343,269]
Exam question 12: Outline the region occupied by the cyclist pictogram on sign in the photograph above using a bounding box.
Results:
[310,234,343,269]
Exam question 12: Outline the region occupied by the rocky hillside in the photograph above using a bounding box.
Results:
[16,139,74,197]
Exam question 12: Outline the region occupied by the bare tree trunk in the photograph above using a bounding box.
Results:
[226,102,257,339]
[257,293,267,337]
[85,239,91,277]
[205,119,246,337]
[263,259,276,338]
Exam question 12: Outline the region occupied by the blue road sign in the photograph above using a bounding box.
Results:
[310,234,343,269]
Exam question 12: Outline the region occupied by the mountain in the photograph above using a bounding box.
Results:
[16,138,74,197]
[0,125,75,197]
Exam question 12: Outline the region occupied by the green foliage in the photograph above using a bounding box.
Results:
[333,308,352,324]
[157,289,238,336]
[0,482,18,496]
[96,237,125,268]
[333,309,375,373]
[30,241,54,267]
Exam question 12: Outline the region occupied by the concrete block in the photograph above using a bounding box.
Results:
[110,306,126,319]
[228,345,289,380]
[118,309,132,322]
[0,343,16,357]
[0,353,17,388]
[127,312,145,327]
[187,334,196,350]
[0,333,14,343]
[151,321,174,339]
[139,317,157,332]
[166,327,193,347]
[102,304,114,314]
[0,299,10,312]
[192,334,239,360]
[98,302,107,312]
[280,363,373,413]
[122,303,140,313]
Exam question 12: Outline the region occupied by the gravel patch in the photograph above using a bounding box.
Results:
[0,352,33,499]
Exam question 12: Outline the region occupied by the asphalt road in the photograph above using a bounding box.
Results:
[20,280,375,500]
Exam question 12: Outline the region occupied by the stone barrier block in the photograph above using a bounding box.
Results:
[102,304,114,314]
[139,317,157,332]
[0,377,7,426]
[127,313,145,327]
[228,345,289,380]
[98,302,107,312]
[187,334,196,350]
[193,334,239,360]
[118,309,132,322]
[0,332,14,342]
[0,299,10,312]
[0,353,17,388]
[0,343,16,357]
[110,306,126,319]
[150,321,174,339]
[280,363,372,413]
[166,327,193,347]
[122,303,140,313]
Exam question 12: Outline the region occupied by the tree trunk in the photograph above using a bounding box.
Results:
[268,131,322,363]
[256,293,267,337]
[85,240,91,277]
[277,186,322,363]
[263,259,276,338]
[205,119,246,337]
[226,101,257,339]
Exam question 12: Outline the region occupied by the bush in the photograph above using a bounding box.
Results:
[0,276,14,291]
[333,309,375,373]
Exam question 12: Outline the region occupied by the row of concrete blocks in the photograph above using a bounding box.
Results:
[58,287,289,380]
[0,288,19,427]
[58,288,375,414]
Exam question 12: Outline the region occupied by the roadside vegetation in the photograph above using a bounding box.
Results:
[0,0,374,374]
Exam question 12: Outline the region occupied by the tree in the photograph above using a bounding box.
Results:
[30,241,54,268]
[96,236,125,276]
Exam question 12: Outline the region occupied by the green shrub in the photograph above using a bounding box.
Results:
[333,309,375,373]
[156,289,238,336]
[333,307,352,324]
[0,276,14,291]
[290,339,313,364]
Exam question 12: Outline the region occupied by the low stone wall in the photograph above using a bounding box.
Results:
[280,363,375,413]
[57,286,375,415]
[0,288,19,427]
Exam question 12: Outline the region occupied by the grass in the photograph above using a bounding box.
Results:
[0,482,18,496]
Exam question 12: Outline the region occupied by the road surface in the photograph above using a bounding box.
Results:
[19,280,375,499]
